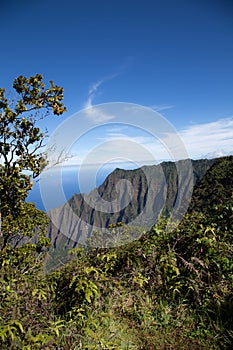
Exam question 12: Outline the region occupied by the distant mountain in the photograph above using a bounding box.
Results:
[47,157,219,255]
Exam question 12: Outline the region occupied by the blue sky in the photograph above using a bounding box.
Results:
[1,0,233,167]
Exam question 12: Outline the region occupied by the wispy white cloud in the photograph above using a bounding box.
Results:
[139,117,233,161]
[84,75,118,123]
[79,138,158,167]
[179,117,233,158]
[150,104,175,112]
[98,133,153,146]
[85,79,105,109]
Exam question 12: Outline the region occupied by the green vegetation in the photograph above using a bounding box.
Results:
[1,196,233,349]
[0,73,66,251]
[1,76,233,349]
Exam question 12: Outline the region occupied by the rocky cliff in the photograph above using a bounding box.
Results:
[47,158,216,251]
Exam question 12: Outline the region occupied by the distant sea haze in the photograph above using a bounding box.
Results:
[27,163,139,211]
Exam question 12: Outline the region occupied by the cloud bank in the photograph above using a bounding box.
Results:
[64,116,233,167]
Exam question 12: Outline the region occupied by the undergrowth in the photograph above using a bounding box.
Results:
[0,199,233,349]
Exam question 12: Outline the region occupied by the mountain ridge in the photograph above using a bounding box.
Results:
[47,157,218,252]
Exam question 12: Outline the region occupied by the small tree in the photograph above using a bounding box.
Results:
[0,74,66,250]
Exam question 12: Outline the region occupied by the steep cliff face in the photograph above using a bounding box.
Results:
[47,158,217,249]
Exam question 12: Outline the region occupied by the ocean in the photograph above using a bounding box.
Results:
[27,163,138,212]
[27,165,114,211]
